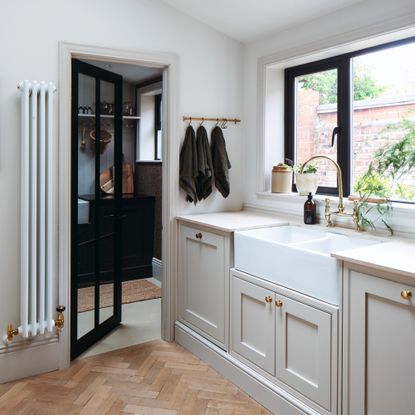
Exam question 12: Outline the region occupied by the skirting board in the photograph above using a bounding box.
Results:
[0,337,59,383]
[152,257,162,284]
[175,321,320,415]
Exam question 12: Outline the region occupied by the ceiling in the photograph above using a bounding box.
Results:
[83,60,163,84]
[161,0,365,43]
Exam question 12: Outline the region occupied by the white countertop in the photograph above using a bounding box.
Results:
[332,240,415,279]
[176,210,288,232]
[177,209,415,279]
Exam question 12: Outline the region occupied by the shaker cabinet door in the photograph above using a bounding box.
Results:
[178,225,227,346]
[231,276,275,375]
[275,294,333,411]
[348,271,415,415]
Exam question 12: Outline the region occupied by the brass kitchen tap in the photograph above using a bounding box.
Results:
[300,155,360,230]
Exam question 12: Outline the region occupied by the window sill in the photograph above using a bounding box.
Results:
[256,191,414,211]
[254,191,415,238]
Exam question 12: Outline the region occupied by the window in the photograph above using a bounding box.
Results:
[154,94,162,160]
[285,37,415,203]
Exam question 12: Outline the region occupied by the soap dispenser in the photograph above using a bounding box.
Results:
[304,192,316,225]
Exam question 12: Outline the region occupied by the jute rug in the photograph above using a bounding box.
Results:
[78,279,161,313]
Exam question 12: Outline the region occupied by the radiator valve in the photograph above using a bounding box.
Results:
[55,305,66,331]
[3,324,19,344]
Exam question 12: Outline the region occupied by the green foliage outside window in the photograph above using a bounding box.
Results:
[353,120,415,234]
[301,64,384,105]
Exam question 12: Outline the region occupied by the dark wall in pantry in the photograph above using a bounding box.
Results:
[135,161,162,260]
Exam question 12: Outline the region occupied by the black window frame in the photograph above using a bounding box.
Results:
[284,35,415,198]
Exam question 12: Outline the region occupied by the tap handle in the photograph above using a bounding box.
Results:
[325,198,330,213]
[325,198,333,227]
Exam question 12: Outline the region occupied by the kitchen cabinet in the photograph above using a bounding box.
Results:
[178,223,231,348]
[77,194,155,286]
[345,269,415,415]
[231,276,275,375]
[231,270,338,414]
[275,293,333,411]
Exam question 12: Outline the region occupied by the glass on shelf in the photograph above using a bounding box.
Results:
[123,102,134,116]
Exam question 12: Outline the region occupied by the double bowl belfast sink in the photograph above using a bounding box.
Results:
[234,225,381,305]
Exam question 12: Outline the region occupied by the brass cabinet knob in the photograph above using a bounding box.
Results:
[195,232,202,240]
[275,300,284,308]
[401,290,412,300]
[265,296,272,303]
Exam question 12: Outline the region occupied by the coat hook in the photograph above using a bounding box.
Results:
[200,117,205,126]
[188,117,192,126]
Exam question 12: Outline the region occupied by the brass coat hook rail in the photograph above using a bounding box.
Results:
[182,116,241,124]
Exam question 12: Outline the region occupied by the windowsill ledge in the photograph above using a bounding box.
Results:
[256,191,415,211]
[253,191,415,239]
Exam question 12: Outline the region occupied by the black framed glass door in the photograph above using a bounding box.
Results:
[71,60,123,359]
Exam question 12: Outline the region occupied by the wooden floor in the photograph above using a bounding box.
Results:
[0,340,271,415]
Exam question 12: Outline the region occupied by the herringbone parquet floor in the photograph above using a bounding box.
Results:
[0,340,271,414]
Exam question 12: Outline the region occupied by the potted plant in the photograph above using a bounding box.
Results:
[295,163,319,196]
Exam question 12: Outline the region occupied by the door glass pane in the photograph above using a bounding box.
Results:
[77,73,96,339]
[352,42,415,202]
[99,80,116,323]
[295,69,338,188]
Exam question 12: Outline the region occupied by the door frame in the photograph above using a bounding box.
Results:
[58,42,179,367]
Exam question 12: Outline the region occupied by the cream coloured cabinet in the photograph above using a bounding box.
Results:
[345,269,415,415]
[231,270,338,414]
[275,293,333,411]
[231,276,276,375]
[178,223,230,349]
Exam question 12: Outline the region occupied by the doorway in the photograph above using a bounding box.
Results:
[71,58,164,359]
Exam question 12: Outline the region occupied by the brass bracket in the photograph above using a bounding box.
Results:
[55,305,66,331]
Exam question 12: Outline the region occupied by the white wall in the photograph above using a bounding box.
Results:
[0,0,243,364]
[242,0,415,214]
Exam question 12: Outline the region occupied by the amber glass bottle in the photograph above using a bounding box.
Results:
[304,192,316,224]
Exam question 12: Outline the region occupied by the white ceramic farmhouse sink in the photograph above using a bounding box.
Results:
[297,232,380,254]
[234,225,381,305]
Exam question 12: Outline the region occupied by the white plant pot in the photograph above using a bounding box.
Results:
[295,173,319,196]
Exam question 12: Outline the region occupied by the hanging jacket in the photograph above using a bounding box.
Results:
[211,126,231,198]
[179,125,198,204]
[196,125,213,201]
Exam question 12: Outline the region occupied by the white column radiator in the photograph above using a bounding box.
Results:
[2,81,64,345]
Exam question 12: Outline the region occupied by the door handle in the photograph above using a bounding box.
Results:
[331,126,340,147]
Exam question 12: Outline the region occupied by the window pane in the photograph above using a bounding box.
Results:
[352,42,415,202]
[295,69,338,188]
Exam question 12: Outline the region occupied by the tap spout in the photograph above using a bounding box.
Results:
[300,155,344,213]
